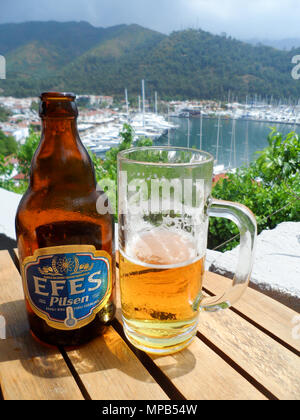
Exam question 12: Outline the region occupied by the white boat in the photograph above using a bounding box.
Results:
[130,112,176,141]
[213,164,225,175]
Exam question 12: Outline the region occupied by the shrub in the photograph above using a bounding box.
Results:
[209,129,300,251]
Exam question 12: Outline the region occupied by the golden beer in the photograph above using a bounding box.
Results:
[119,230,204,353]
[118,146,256,355]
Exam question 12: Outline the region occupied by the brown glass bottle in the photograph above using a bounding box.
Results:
[15,92,116,347]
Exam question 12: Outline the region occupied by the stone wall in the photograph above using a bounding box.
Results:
[206,222,300,312]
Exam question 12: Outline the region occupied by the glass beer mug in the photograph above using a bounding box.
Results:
[118,147,256,355]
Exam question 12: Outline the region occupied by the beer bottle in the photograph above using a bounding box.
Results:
[15,92,116,346]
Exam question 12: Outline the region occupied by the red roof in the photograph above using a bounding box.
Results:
[12,173,26,181]
[213,173,228,185]
[5,156,18,165]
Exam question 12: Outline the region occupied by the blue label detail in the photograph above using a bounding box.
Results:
[24,249,111,329]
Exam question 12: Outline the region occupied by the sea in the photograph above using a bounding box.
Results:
[156,116,299,169]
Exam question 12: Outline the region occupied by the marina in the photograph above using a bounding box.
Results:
[0,93,299,172]
[78,108,299,177]
[79,111,178,154]
[78,87,300,170]
[157,115,299,171]
[170,100,300,126]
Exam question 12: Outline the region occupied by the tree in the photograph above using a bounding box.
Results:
[209,129,300,251]
[0,128,40,194]
[254,129,299,185]
[0,154,14,190]
[0,105,11,122]
[30,101,39,113]
[0,130,17,156]
[16,128,40,181]
[89,123,153,219]
[91,123,153,184]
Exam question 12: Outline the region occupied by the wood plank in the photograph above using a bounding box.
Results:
[115,274,266,400]
[12,248,168,400]
[0,250,84,400]
[151,336,267,400]
[203,271,300,353]
[197,308,300,400]
[65,326,169,400]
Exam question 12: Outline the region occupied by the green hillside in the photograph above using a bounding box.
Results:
[0,21,300,100]
[58,24,165,94]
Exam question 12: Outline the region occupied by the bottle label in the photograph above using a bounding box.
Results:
[21,245,112,330]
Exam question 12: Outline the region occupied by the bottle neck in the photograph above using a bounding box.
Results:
[30,116,96,191]
[41,117,79,151]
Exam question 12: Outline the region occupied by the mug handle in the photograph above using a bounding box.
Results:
[200,198,257,312]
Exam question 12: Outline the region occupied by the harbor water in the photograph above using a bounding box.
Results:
[156,116,299,169]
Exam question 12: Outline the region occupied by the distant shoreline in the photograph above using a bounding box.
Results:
[172,114,300,126]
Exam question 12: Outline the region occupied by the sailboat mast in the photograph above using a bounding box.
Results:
[229,118,236,169]
[142,79,145,127]
[125,88,129,119]
[244,120,249,167]
[233,121,237,168]
[187,117,190,148]
[199,112,203,150]
[168,104,171,147]
[216,115,221,164]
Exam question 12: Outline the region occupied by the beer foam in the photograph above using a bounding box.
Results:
[127,228,198,266]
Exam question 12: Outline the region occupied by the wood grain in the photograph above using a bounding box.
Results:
[0,250,84,400]
[151,336,267,400]
[2,249,299,401]
[198,308,300,400]
[65,327,169,400]
[11,248,167,400]
[115,272,266,400]
[203,271,300,352]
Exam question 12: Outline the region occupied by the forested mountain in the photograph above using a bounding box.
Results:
[0,21,300,100]
[246,37,300,51]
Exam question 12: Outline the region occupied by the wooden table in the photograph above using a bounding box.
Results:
[0,249,299,401]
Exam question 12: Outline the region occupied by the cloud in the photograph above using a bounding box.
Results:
[0,0,299,40]
[186,0,300,39]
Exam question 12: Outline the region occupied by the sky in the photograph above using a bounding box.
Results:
[0,0,300,40]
